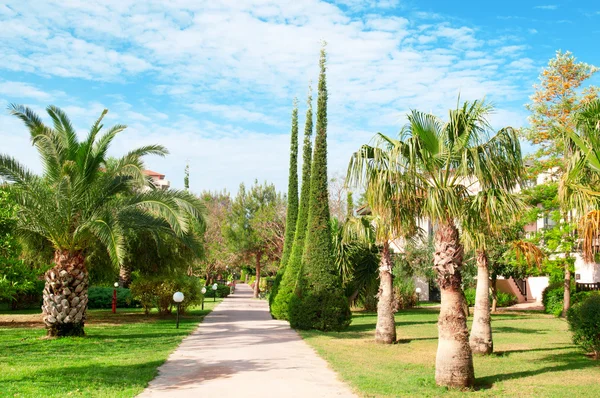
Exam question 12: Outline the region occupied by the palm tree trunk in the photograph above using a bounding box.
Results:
[491,276,498,313]
[42,250,88,337]
[375,242,396,344]
[562,267,571,317]
[434,220,474,388]
[470,249,493,355]
[119,264,132,288]
[254,252,262,298]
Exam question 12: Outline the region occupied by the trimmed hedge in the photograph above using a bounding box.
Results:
[87,286,138,309]
[289,290,352,332]
[567,293,600,359]
[130,275,203,314]
[204,283,231,298]
[464,287,518,308]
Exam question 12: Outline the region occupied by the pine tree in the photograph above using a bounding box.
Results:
[270,86,313,320]
[184,163,190,191]
[269,99,299,310]
[289,45,352,331]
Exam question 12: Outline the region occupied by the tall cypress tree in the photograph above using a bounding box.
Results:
[289,45,351,331]
[269,99,299,310]
[270,86,313,320]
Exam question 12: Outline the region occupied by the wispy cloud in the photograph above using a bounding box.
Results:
[534,5,558,10]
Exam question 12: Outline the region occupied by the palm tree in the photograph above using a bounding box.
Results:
[374,100,521,387]
[347,137,421,344]
[0,105,205,337]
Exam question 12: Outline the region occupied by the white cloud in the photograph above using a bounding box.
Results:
[534,5,558,10]
[0,81,62,101]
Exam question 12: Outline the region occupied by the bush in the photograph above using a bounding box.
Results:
[87,286,138,309]
[496,291,518,307]
[567,293,600,359]
[394,277,416,309]
[130,275,203,314]
[289,289,352,331]
[203,283,231,298]
[463,287,516,308]
[542,281,564,317]
[464,288,476,307]
[0,258,46,309]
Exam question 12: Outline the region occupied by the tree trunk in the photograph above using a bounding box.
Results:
[433,220,474,388]
[375,243,396,344]
[470,249,493,355]
[42,250,88,337]
[119,264,132,288]
[491,276,498,313]
[254,252,262,298]
[562,267,571,317]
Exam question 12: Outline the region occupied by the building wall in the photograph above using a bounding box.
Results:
[526,276,549,302]
[574,253,600,283]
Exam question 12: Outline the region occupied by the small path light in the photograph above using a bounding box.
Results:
[173,291,184,329]
[201,287,207,310]
[212,283,218,302]
[415,287,422,307]
[112,282,119,314]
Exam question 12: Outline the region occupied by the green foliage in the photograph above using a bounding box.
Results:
[289,290,352,331]
[567,293,600,359]
[0,258,46,304]
[464,287,517,308]
[271,100,300,309]
[0,188,19,259]
[542,281,571,317]
[289,46,351,331]
[394,277,417,309]
[87,286,138,309]
[203,283,231,298]
[130,275,203,314]
[271,85,314,320]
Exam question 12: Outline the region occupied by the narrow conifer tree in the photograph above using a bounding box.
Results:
[289,45,351,331]
[269,99,299,310]
[270,86,313,320]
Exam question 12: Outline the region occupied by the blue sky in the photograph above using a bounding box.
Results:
[1,0,599,194]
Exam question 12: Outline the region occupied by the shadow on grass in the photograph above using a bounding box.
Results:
[494,345,575,357]
[493,326,550,334]
[476,351,598,390]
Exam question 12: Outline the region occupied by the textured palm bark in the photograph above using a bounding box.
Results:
[490,277,498,313]
[469,249,493,355]
[375,243,396,344]
[42,250,89,337]
[434,221,474,388]
[119,264,132,288]
[562,267,571,318]
[254,252,262,299]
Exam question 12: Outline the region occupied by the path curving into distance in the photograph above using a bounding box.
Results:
[138,283,356,398]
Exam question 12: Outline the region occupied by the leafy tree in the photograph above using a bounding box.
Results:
[225,181,285,298]
[381,100,521,387]
[270,100,299,308]
[184,163,190,191]
[522,51,598,316]
[271,86,314,319]
[289,46,351,331]
[0,105,206,336]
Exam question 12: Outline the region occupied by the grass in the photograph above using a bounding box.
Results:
[300,308,600,397]
[0,300,222,397]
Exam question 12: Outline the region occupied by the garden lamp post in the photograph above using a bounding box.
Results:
[112,282,119,314]
[415,287,422,307]
[201,287,207,310]
[212,283,218,302]
[173,292,184,329]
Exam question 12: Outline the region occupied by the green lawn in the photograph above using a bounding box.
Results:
[300,308,600,397]
[0,300,222,397]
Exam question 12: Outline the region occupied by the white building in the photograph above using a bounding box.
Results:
[144,170,170,190]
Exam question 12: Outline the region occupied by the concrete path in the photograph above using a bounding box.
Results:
[138,284,356,398]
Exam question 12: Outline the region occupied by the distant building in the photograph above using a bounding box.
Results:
[144,170,170,190]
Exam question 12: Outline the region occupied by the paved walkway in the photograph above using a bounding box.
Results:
[138,284,356,398]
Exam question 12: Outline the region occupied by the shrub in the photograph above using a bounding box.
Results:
[464,288,476,307]
[496,291,518,307]
[0,258,46,309]
[394,277,416,309]
[130,275,203,314]
[542,281,564,317]
[87,286,138,309]
[289,290,352,331]
[567,293,600,360]
[204,283,231,298]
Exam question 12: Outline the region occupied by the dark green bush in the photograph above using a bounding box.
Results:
[289,290,352,331]
[567,293,600,360]
[541,281,583,317]
[130,275,203,314]
[87,286,138,309]
[203,283,231,298]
